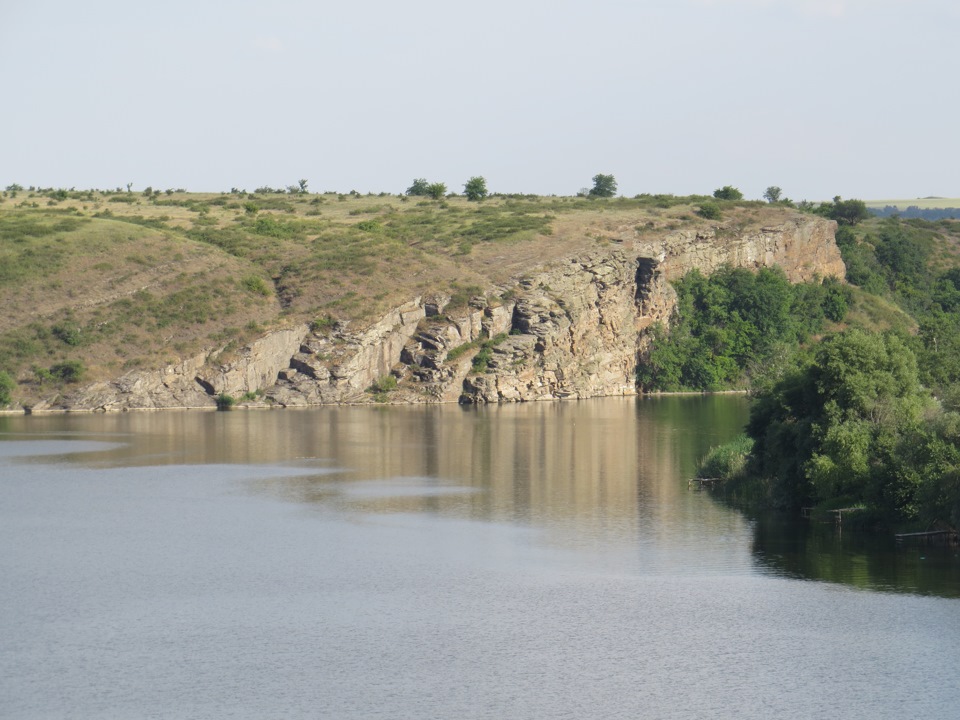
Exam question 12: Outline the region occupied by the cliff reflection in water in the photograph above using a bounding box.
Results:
[5,396,751,544]
[272,396,752,541]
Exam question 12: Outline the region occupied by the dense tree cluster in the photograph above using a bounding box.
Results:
[745,330,960,528]
[699,215,960,529]
[638,267,849,392]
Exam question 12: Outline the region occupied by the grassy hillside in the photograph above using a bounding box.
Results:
[2,187,784,405]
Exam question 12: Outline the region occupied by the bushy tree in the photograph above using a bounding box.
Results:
[697,202,722,220]
[713,185,743,201]
[817,195,870,226]
[588,174,617,198]
[763,186,783,203]
[463,176,488,202]
[748,330,929,511]
[426,182,447,200]
[406,178,430,196]
[49,360,85,383]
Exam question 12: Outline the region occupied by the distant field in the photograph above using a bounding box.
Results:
[864,197,960,209]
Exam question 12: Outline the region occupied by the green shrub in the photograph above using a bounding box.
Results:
[471,333,508,372]
[426,182,447,200]
[0,371,14,406]
[252,215,297,239]
[49,360,84,383]
[355,219,382,233]
[697,434,753,479]
[697,202,722,220]
[310,315,337,334]
[241,275,272,296]
[446,341,478,361]
[369,375,397,393]
[216,393,236,410]
[51,321,83,346]
[713,185,743,201]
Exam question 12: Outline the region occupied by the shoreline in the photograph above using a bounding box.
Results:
[0,388,750,416]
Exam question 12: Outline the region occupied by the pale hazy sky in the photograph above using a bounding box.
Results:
[2,0,957,201]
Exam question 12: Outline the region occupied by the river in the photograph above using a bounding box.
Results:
[1,397,958,718]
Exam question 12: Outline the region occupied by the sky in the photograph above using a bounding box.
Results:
[1,0,957,201]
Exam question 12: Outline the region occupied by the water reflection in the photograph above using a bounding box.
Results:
[3,396,959,596]
[2,397,747,526]
[751,514,960,598]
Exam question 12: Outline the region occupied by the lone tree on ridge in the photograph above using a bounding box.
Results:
[463,176,488,202]
[763,186,783,203]
[589,174,617,198]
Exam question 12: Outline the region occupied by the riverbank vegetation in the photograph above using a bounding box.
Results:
[697,214,960,531]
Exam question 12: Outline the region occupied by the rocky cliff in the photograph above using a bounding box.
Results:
[41,214,843,411]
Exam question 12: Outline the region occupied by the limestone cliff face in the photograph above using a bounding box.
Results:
[270,299,426,406]
[460,252,640,402]
[48,214,843,411]
[60,327,309,412]
[634,216,846,283]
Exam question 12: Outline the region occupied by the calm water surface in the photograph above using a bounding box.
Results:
[1,397,958,719]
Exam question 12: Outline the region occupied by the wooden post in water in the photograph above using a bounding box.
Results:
[894,530,959,546]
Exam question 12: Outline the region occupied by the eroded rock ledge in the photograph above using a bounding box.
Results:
[36,215,843,412]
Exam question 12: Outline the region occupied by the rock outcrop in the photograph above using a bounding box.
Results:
[58,326,309,412]
[269,299,425,406]
[44,214,843,411]
[460,251,640,402]
[634,216,846,283]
